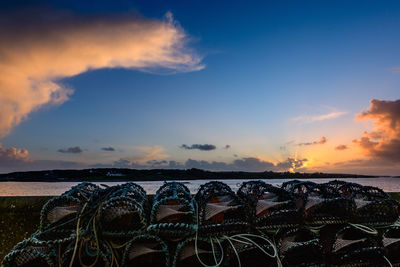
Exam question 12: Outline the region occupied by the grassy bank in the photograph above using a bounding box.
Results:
[1,193,400,262]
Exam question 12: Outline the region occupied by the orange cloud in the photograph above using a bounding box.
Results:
[0,143,30,163]
[0,10,203,138]
[353,99,400,162]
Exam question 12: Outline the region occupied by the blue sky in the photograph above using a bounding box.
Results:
[0,0,399,175]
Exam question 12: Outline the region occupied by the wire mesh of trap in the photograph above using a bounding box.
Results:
[277,228,323,267]
[60,237,112,267]
[282,180,356,225]
[338,183,400,225]
[195,181,249,236]
[383,226,400,265]
[1,237,57,267]
[98,182,149,238]
[329,224,385,266]
[237,180,300,230]
[121,234,169,267]
[147,182,197,238]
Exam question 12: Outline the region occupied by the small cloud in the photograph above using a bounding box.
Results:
[292,111,347,123]
[297,136,327,146]
[58,146,83,154]
[391,66,400,74]
[180,144,216,151]
[224,145,231,149]
[101,147,115,152]
[335,144,348,151]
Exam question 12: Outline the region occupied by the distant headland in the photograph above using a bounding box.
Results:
[0,168,388,182]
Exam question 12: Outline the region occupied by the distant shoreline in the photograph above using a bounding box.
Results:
[0,168,393,182]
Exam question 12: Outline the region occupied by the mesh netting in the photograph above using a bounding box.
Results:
[237,180,300,229]
[195,181,249,236]
[98,183,148,238]
[329,225,384,266]
[284,181,356,225]
[278,228,323,266]
[121,234,169,267]
[147,182,196,238]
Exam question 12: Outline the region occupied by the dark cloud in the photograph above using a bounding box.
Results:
[354,99,400,162]
[180,144,216,151]
[297,136,327,146]
[58,146,83,154]
[335,145,348,151]
[276,158,308,170]
[147,160,168,166]
[101,147,115,152]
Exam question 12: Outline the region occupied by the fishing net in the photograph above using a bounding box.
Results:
[277,228,323,267]
[285,181,355,225]
[98,183,148,239]
[237,180,300,230]
[60,237,112,267]
[341,184,400,225]
[383,226,400,265]
[329,224,384,266]
[195,181,249,236]
[1,237,57,267]
[172,236,223,267]
[147,182,196,239]
[121,234,169,267]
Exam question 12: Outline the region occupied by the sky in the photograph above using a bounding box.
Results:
[0,0,399,175]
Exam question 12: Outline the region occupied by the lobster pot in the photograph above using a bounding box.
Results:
[121,235,169,267]
[348,185,400,225]
[2,238,57,267]
[148,182,196,238]
[195,181,248,236]
[225,234,278,267]
[238,181,300,230]
[278,228,323,267]
[329,225,384,266]
[98,183,148,239]
[383,226,400,265]
[40,195,81,232]
[61,238,112,267]
[286,181,355,225]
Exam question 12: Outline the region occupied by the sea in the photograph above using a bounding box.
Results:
[0,177,399,196]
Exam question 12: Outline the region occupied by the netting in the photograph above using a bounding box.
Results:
[3,179,400,267]
[195,181,249,236]
[237,180,300,230]
[329,224,384,266]
[147,182,196,238]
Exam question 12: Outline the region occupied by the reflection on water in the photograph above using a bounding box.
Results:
[0,177,399,196]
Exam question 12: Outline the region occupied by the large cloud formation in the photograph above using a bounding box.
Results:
[100,156,307,172]
[0,9,203,138]
[353,99,400,162]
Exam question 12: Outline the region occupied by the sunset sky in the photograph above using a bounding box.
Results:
[0,0,399,175]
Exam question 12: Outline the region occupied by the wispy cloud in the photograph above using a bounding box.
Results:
[297,136,328,146]
[0,9,203,138]
[292,111,347,123]
[391,66,400,74]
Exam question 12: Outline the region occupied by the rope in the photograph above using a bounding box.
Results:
[194,202,224,267]
[349,223,378,235]
[69,202,87,267]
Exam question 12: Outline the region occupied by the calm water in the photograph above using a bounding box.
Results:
[0,177,399,196]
